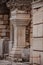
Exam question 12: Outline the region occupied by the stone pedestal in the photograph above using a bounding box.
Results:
[10,9,30,57]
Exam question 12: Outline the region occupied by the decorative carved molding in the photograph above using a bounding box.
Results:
[7,0,32,11]
[10,9,31,26]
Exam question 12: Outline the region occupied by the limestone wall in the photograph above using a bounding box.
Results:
[31,2,43,65]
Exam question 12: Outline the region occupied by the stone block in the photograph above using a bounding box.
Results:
[33,24,43,37]
[0,15,3,19]
[33,51,40,64]
[0,21,3,24]
[37,24,43,37]
[4,21,8,24]
[1,32,6,36]
[33,38,43,50]
[33,25,38,37]
[0,25,6,28]
[4,15,8,20]
[33,8,43,24]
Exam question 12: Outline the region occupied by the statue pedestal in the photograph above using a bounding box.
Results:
[10,9,30,57]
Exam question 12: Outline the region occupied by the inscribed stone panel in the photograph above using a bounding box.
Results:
[0,25,6,28]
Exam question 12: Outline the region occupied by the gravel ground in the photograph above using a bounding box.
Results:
[0,60,29,65]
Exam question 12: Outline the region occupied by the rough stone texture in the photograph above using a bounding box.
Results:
[32,7,43,24]
[31,1,43,65]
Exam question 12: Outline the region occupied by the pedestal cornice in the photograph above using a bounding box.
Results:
[10,9,31,26]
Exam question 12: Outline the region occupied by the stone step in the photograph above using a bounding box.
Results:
[0,60,11,65]
[0,60,30,65]
[9,47,23,58]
